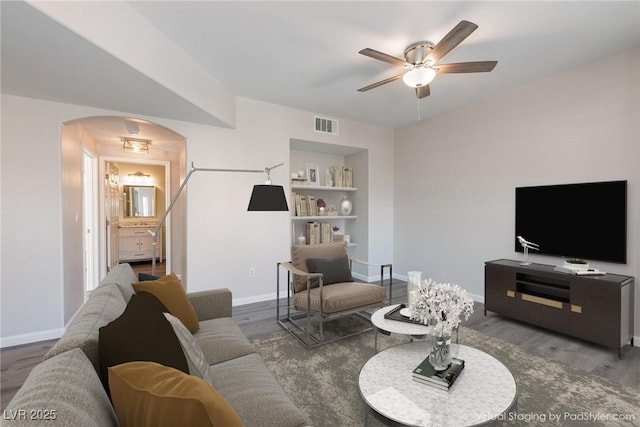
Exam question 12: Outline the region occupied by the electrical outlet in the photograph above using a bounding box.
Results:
[249,267,256,277]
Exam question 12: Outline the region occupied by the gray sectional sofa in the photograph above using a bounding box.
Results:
[4,263,309,426]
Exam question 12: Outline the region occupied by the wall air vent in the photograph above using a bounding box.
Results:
[314,116,339,135]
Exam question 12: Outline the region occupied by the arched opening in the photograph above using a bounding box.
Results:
[61,116,185,322]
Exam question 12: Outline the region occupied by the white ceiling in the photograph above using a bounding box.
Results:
[2,1,640,139]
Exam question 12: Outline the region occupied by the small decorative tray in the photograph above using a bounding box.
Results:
[384,304,424,325]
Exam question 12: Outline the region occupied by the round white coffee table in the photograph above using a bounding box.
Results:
[358,341,517,426]
[371,304,432,352]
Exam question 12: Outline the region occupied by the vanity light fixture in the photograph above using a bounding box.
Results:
[125,171,154,185]
[123,137,151,154]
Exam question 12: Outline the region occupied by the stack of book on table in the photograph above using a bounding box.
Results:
[412,357,465,391]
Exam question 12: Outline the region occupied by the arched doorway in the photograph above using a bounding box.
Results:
[61,116,185,317]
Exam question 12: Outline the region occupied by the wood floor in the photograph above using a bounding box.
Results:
[129,260,166,277]
[2,278,638,411]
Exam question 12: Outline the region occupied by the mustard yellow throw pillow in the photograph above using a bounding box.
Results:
[109,361,244,427]
[133,273,199,332]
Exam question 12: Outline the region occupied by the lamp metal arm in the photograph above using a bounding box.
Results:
[151,162,285,276]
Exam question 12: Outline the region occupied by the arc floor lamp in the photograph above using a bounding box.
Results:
[150,162,289,276]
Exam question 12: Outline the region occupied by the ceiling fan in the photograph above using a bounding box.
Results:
[358,20,497,99]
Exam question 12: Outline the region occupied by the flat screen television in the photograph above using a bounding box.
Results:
[515,180,627,264]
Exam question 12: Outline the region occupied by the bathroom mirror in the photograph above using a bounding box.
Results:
[124,185,156,217]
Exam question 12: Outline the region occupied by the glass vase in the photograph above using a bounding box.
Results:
[429,332,452,371]
[407,271,422,311]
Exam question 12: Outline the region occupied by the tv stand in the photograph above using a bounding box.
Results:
[485,259,634,356]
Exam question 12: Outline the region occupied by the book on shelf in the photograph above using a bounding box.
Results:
[305,222,320,245]
[303,222,335,245]
[320,222,334,244]
[343,167,353,188]
[326,166,354,188]
[293,194,308,216]
[307,195,317,216]
[291,178,308,185]
[412,357,465,391]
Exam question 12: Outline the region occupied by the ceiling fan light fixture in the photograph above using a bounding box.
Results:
[402,67,436,88]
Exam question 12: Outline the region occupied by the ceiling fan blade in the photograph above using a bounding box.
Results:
[436,61,497,73]
[359,48,407,67]
[357,73,404,92]
[415,85,431,99]
[428,20,478,63]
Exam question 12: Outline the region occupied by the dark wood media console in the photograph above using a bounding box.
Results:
[485,259,635,356]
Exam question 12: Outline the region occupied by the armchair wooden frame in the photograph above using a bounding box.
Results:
[277,255,393,349]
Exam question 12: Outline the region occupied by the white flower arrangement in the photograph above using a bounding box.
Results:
[409,278,474,336]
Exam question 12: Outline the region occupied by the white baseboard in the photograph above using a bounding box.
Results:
[1,328,64,348]
[233,292,288,306]
[633,335,640,348]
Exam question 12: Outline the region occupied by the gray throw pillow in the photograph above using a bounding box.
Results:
[306,255,353,287]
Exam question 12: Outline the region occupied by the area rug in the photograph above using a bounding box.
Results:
[252,325,640,426]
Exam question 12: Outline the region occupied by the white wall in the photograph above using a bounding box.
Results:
[0,94,394,346]
[1,96,66,345]
[394,48,640,336]
[61,122,92,324]
[167,97,395,302]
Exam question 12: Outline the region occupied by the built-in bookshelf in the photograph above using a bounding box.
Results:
[290,139,366,250]
[291,185,357,246]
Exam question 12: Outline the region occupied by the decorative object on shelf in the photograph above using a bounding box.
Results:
[409,279,474,371]
[317,198,326,215]
[332,226,343,242]
[296,233,307,246]
[291,169,308,185]
[325,168,333,187]
[554,259,606,275]
[339,196,353,215]
[306,163,319,185]
[565,258,587,267]
[327,166,354,188]
[517,235,539,265]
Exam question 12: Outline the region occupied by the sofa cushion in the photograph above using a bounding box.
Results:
[306,255,353,286]
[98,263,137,302]
[193,317,256,365]
[208,353,309,427]
[164,312,212,382]
[132,273,200,333]
[3,348,117,427]
[108,361,244,427]
[44,283,126,371]
[294,282,386,314]
[99,292,188,394]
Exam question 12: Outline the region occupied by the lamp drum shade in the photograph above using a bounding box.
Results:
[247,185,289,211]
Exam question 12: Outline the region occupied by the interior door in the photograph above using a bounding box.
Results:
[105,162,120,272]
[83,152,98,293]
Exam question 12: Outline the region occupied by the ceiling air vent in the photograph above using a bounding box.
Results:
[314,116,339,135]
